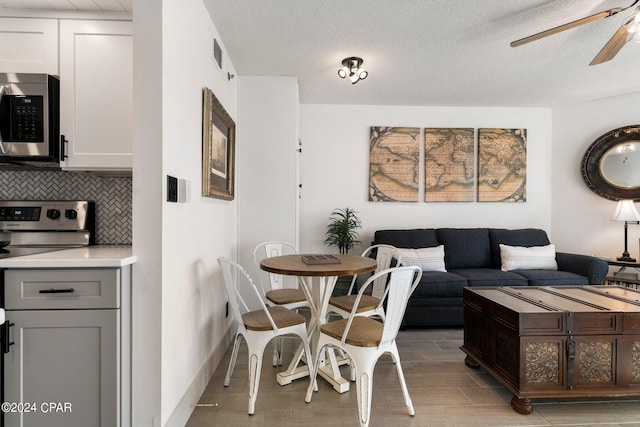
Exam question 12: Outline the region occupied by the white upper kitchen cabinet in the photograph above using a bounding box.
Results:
[59,19,133,171]
[0,17,58,74]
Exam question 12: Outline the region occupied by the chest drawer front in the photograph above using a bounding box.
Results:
[4,269,120,309]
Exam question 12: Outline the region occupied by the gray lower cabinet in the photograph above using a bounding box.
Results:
[3,266,131,427]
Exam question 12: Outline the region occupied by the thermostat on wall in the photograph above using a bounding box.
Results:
[167,175,178,202]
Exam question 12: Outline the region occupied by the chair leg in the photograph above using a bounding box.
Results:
[277,336,285,365]
[224,333,242,387]
[247,343,266,415]
[354,361,374,427]
[391,346,414,416]
[272,337,283,366]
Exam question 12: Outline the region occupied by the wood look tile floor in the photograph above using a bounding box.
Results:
[186,328,640,426]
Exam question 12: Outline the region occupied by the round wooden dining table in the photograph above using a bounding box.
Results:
[260,253,377,393]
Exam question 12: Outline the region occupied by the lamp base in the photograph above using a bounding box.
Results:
[617,255,637,262]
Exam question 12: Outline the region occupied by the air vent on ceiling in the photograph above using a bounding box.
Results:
[213,38,223,70]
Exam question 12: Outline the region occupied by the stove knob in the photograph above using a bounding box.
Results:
[46,208,61,220]
[65,209,78,219]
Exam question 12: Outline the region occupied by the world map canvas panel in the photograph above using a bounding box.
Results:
[424,128,475,202]
[369,127,420,202]
[477,128,527,202]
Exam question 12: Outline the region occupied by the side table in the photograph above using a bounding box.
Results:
[603,259,640,288]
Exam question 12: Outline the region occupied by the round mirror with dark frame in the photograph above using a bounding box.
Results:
[581,124,640,201]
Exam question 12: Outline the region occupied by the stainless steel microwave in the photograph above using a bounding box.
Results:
[0,73,60,162]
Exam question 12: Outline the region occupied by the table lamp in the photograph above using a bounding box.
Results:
[612,199,640,262]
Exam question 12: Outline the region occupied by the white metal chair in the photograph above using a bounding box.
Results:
[305,265,422,427]
[218,257,314,415]
[327,244,401,320]
[253,241,310,366]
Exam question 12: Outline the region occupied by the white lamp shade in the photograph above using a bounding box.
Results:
[612,200,640,221]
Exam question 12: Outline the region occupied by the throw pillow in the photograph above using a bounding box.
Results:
[397,246,446,272]
[499,244,558,271]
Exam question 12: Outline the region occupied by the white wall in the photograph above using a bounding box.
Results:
[132,1,162,426]
[134,0,238,426]
[237,76,299,291]
[299,104,552,252]
[552,91,640,260]
[160,0,238,425]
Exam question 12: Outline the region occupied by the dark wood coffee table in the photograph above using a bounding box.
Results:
[461,285,640,414]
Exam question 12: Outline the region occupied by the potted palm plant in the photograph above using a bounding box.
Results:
[324,207,362,254]
[325,207,362,296]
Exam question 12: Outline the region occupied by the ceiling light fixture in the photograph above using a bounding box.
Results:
[623,8,640,42]
[337,57,368,84]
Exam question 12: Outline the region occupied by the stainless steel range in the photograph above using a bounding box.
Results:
[0,200,95,259]
[0,200,95,427]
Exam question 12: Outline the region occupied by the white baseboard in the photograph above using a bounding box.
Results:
[163,327,233,427]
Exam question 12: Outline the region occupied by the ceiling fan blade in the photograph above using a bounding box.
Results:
[590,26,629,65]
[511,10,618,47]
[510,0,640,48]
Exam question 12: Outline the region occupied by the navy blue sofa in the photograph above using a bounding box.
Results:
[373,228,609,327]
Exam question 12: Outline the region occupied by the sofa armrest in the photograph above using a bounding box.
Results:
[556,252,608,284]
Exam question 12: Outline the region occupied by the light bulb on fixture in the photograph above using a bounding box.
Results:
[628,30,640,43]
[337,57,368,84]
[623,8,640,42]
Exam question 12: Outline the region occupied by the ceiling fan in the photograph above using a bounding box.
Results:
[511,0,640,65]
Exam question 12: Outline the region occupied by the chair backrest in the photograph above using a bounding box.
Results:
[253,241,298,294]
[360,244,402,298]
[218,257,279,332]
[380,266,421,346]
[343,265,421,347]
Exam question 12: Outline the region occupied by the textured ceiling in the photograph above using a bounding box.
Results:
[3,0,638,107]
[206,0,640,107]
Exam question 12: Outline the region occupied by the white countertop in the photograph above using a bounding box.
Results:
[0,245,136,268]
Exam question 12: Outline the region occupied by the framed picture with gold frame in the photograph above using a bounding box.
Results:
[202,87,236,200]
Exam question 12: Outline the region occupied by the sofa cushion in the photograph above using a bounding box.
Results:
[436,228,491,269]
[450,268,528,287]
[500,244,558,271]
[512,269,590,286]
[411,271,468,298]
[397,246,446,271]
[489,228,551,268]
[374,228,438,248]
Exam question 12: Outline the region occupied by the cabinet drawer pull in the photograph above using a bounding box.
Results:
[60,134,68,160]
[39,288,75,294]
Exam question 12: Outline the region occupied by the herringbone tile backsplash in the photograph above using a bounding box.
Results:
[0,171,132,245]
